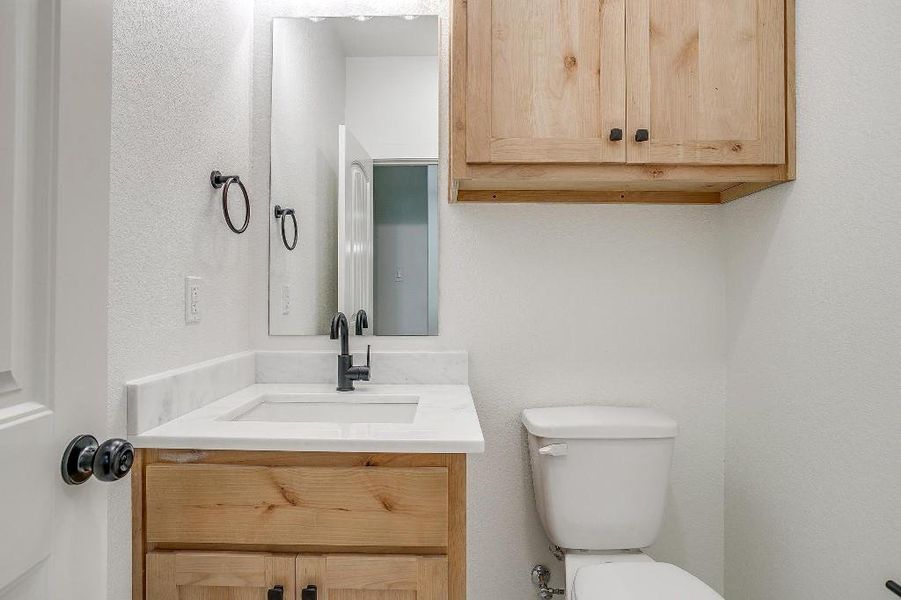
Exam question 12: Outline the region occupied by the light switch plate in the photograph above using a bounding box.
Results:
[185,276,202,324]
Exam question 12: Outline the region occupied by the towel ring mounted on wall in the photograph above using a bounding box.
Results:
[210,170,250,234]
[273,205,298,251]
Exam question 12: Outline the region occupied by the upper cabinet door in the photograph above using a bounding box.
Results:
[626,0,786,164]
[465,0,626,164]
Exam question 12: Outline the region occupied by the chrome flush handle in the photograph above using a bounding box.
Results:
[538,443,568,457]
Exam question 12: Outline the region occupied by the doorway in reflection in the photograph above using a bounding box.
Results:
[372,164,438,336]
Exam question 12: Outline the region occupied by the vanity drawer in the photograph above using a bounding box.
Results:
[144,464,449,549]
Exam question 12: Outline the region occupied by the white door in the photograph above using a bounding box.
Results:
[337,125,374,329]
[0,2,112,598]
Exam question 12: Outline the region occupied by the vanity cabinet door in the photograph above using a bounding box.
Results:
[626,0,786,165]
[297,555,448,600]
[146,551,296,600]
[464,0,626,164]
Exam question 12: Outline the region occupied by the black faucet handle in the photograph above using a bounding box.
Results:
[366,344,371,368]
[354,309,369,335]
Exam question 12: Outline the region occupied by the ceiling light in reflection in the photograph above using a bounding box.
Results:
[353,15,371,22]
[402,15,419,20]
[306,16,326,22]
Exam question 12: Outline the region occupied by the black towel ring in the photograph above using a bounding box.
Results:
[210,170,250,234]
[274,205,298,251]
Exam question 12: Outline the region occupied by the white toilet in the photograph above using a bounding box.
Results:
[522,406,723,600]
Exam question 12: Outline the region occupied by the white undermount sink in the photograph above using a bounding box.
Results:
[225,392,420,424]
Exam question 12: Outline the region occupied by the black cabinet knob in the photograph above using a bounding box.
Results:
[635,128,650,142]
[268,585,284,600]
[609,128,623,141]
[302,584,318,600]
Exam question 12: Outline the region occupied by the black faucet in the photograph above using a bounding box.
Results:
[329,311,371,391]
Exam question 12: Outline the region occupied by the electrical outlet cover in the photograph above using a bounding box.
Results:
[185,276,202,324]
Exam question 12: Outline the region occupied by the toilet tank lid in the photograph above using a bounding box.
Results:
[573,563,722,599]
[521,406,677,439]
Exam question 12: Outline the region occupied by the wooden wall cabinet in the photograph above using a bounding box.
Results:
[451,0,796,203]
[133,450,465,600]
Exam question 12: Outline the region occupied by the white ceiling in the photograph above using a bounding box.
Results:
[297,16,439,57]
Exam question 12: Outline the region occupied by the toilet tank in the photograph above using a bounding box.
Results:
[522,406,677,551]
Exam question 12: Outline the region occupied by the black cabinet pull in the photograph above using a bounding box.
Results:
[268,585,284,600]
[887,580,901,596]
[302,584,318,600]
[635,128,650,142]
[609,128,623,141]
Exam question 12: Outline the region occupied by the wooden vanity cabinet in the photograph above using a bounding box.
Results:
[146,551,296,599]
[145,552,446,600]
[133,450,465,600]
[297,554,448,600]
[451,0,796,203]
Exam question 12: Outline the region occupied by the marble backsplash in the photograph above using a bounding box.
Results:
[255,351,468,385]
[127,350,468,435]
[126,351,255,435]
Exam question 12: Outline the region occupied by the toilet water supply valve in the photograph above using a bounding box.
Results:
[531,565,565,599]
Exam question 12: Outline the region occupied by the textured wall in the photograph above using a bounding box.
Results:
[251,2,726,597]
[723,1,901,598]
[269,18,344,334]
[106,1,254,598]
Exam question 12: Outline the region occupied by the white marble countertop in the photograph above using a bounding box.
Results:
[131,383,485,453]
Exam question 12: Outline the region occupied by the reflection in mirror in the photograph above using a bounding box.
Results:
[268,15,439,336]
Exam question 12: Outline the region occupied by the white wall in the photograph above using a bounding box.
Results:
[346,56,439,160]
[251,3,727,597]
[722,1,901,598]
[106,1,254,598]
[269,18,344,334]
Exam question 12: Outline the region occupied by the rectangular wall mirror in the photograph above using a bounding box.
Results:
[268,15,440,336]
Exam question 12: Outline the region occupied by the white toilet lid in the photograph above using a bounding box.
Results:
[573,562,723,600]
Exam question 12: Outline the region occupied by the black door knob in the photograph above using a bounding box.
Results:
[61,434,135,485]
[635,128,650,142]
[609,128,623,141]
